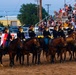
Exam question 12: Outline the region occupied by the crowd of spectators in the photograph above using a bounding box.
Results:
[38,3,76,31]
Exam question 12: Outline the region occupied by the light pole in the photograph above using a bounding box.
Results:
[64,0,66,7]
[45,4,51,15]
[37,0,39,17]
[4,11,8,26]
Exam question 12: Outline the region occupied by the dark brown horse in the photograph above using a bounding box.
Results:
[38,37,51,61]
[19,37,41,65]
[8,38,23,66]
[0,38,23,67]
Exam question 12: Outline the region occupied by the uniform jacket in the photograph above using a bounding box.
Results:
[52,30,58,38]
[58,29,65,37]
[28,29,36,38]
[17,31,25,39]
[43,30,51,37]
[67,28,74,35]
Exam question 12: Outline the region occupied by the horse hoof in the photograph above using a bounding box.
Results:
[10,64,14,67]
[51,61,54,64]
[37,62,41,65]
[21,63,24,65]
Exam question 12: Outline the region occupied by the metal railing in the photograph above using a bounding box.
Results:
[35,15,50,27]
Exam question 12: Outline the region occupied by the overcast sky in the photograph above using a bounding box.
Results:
[0,0,75,16]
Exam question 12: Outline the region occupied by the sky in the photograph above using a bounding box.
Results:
[0,0,75,16]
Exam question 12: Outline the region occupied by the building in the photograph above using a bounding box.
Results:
[0,16,21,26]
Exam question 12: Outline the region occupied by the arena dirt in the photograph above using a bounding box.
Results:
[0,53,76,75]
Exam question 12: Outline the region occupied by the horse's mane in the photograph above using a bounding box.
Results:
[51,37,64,46]
[25,37,37,43]
[25,38,32,43]
[10,39,18,44]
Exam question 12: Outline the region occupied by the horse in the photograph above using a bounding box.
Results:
[48,37,67,63]
[19,37,41,65]
[65,31,76,60]
[38,36,52,61]
[0,37,23,67]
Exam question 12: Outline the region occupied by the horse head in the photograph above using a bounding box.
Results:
[16,38,23,48]
[60,37,67,46]
[33,37,40,48]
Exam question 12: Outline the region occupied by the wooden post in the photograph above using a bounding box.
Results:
[39,0,42,22]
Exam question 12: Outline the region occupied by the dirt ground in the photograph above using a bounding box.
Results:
[0,54,76,75]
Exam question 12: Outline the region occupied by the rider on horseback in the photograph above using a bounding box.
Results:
[58,25,65,39]
[43,26,51,52]
[28,25,36,38]
[52,26,58,39]
[67,23,74,36]
[16,27,25,61]
[43,26,51,38]
[2,27,12,48]
[17,27,25,41]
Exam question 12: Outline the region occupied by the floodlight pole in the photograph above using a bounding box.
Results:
[45,4,51,15]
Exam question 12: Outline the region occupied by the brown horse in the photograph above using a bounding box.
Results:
[38,37,51,61]
[48,37,67,63]
[0,38,23,67]
[20,37,41,65]
[64,31,76,60]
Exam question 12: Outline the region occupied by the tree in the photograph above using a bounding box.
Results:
[17,3,48,26]
[0,22,4,27]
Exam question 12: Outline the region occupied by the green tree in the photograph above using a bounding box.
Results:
[17,3,48,26]
[0,22,4,27]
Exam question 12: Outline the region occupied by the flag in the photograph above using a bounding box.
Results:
[1,33,8,47]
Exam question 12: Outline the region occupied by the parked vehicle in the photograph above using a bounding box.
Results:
[34,27,40,36]
[9,26,18,33]
[0,27,4,32]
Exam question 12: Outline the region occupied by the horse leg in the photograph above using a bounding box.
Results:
[9,53,14,67]
[35,53,37,64]
[0,54,3,65]
[27,54,29,65]
[51,55,54,63]
[60,51,63,63]
[73,50,75,60]
[0,54,3,67]
[37,52,41,64]
[51,54,55,63]
[12,54,15,65]
[19,54,22,65]
[19,54,24,65]
[64,50,66,61]
[75,51,76,60]
[16,54,19,62]
[22,55,24,65]
[69,50,72,61]
[32,54,34,64]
